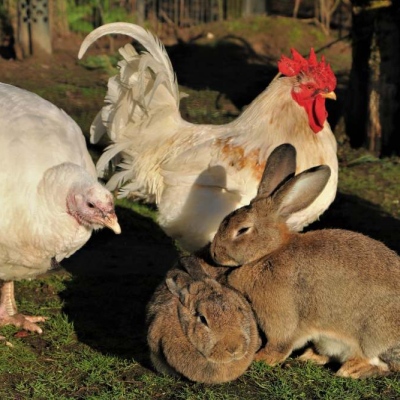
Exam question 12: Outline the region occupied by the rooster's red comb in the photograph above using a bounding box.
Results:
[278,48,336,91]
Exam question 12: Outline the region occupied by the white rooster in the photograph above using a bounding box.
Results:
[79,23,338,252]
[0,83,121,334]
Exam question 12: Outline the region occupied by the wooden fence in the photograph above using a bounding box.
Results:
[0,0,351,59]
[139,0,265,26]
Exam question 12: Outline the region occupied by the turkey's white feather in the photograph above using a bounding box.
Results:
[0,83,107,280]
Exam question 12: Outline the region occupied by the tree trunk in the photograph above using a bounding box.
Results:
[346,1,400,156]
[293,0,301,18]
[17,0,52,57]
[136,0,145,25]
[242,0,267,16]
[50,0,69,36]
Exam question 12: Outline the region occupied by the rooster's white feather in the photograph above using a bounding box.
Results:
[79,23,338,251]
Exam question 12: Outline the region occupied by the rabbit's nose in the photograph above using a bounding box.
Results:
[212,246,225,262]
[226,342,244,358]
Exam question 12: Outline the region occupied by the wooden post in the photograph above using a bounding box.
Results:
[18,0,31,57]
[18,0,52,57]
[346,1,400,156]
[374,5,400,155]
[293,0,301,18]
[217,0,224,20]
[136,0,145,25]
[367,33,382,154]
[50,0,69,36]
[243,0,267,16]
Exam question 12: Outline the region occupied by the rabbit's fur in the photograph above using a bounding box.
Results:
[210,143,400,378]
[146,255,260,383]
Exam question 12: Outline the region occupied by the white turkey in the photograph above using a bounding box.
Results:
[0,83,121,334]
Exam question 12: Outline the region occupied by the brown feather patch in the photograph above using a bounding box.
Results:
[216,139,266,181]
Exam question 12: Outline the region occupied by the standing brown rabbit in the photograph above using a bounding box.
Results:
[146,256,260,384]
[211,143,400,379]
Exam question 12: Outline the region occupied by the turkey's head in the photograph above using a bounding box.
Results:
[67,183,121,234]
[278,48,336,133]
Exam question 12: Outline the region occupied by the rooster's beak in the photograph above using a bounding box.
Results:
[103,212,121,234]
[321,91,336,100]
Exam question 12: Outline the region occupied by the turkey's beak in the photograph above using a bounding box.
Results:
[103,212,121,234]
[321,91,336,100]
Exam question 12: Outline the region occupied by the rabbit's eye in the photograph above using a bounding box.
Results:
[236,227,250,237]
[197,313,208,327]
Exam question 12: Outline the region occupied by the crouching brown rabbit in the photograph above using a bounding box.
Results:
[146,256,260,384]
[211,143,400,379]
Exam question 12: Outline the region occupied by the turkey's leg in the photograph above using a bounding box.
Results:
[0,281,46,334]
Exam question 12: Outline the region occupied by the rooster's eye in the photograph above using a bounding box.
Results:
[87,202,95,209]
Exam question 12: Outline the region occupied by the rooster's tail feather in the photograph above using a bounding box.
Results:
[78,23,177,100]
[78,23,182,184]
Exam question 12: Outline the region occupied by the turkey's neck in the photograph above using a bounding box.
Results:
[38,163,93,212]
[35,163,93,244]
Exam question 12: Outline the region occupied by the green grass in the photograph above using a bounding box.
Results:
[180,87,238,125]
[1,283,399,400]
[0,195,399,399]
[67,3,136,34]
[116,198,157,222]
[339,153,400,219]
[78,54,119,75]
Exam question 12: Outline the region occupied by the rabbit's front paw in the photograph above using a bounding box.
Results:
[254,345,290,365]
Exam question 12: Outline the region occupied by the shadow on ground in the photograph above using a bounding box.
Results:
[309,192,400,253]
[59,205,178,368]
[58,189,400,370]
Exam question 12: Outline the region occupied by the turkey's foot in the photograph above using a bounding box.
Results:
[0,313,46,334]
[0,281,47,334]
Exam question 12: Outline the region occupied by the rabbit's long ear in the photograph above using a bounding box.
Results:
[179,255,209,280]
[166,271,192,303]
[257,144,297,198]
[272,165,331,219]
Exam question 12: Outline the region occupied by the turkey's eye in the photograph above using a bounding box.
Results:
[87,202,95,209]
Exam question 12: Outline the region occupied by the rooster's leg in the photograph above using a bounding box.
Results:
[0,281,46,334]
